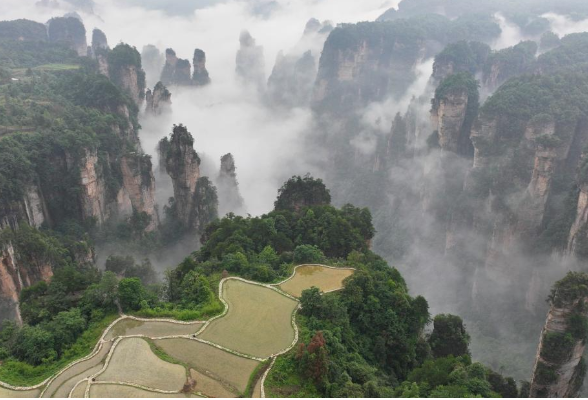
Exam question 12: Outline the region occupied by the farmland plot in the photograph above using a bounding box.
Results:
[42,340,113,398]
[104,318,203,341]
[89,384,200,397]
[279,265,354,297]
[0,387,40,398]
[155,338,259,394]
[198,279,298,358]
[96,338,186,391]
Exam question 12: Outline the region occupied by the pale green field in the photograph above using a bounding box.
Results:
[0,387,40,398]
[155,338,258,394]
[42,340,112,398]
[198,279,298,358]
[279,265,354,297]
[70,382,87,398]
[104,319,203,341]
[97,338,186,391]
[89,384,199,397]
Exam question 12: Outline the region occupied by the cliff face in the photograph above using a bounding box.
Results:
[161,125,201,228]
[568,183,588,256]
[161,48,192,86]
[0,243,52,323]
[47,16,87,56]
[236,31,266,91]
[120,154,159,231]
[192,49,211,86]
[217,153,245,216]
[482,41,538,93]
[91,28,108,54]
[146,82,172,115]
[431,89,471,154]
[159,125,219,232]
[312,22,425,114]
[107,44,147,106]
[530,273,588,397]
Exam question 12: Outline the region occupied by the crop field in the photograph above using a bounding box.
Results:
[89,384,199,397]
[0,387,40,397]
[52,364,102,398]
[97,338,186,391]
[190,369,236,398]
[42,340,113,398]
[104,318,204,340]
[155,338,259,394]
[279,265,354,297]
[70,382,86,398]
[198,279,298,358]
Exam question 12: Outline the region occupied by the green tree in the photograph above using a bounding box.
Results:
[429,314,471,358]
[118,278,146,311]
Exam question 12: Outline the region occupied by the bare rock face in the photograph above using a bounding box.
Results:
[90,28,109,76]
[107,44,146,106]
[159,125,218,232]
[431,89,472,155]
[161,48,192,86]
[217,153,245,216]
[91,28,108,53]
[160,125,201,227]
[312,22,426,114]
[530,272,588,397]
[192,49,211,86]
[120,154,159,231]
[0,243,53,323]
[47,16,87,56]
[236,31,266,91]
[146,82,172,115]
[482,41,538,93]
[568,183,588,256]
[0,185,49,230]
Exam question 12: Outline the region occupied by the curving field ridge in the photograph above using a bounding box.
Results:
[0,265,354,398]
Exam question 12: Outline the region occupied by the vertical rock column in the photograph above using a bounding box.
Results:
[530,272,588,398]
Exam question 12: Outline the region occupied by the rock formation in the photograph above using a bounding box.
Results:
[267,19,332,108]
[312,22,425,114]
[159,125,218,233]
[47,16,87,56]
[90,28,109,75]
[217,153,245,216]
[236,31,266,91]
[107,43,146,106]
[161,48,192,86]
[431,41,491,84]
[530,272,588,397]
[0,242,52,323]
[430,73,478,156]
[482,41,538,93]
[192,49,211,86]
[120,153,159,231]
[142,45,165,89]
[145,82,172,116]
[0,19,48,41]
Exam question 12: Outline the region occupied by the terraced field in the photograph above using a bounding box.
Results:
[0,265,354,398]
[198,279,299,358]
[278,265,355,297]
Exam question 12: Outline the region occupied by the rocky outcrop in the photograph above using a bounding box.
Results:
[0,185,49,231]
[530,272,588,397]
[120,154,159,231]
[431,41,491,84]
[90,28,109,76]
[159,125,218,232]
[267,19,332,108]
[482,41,538,92]
[107,44,146,106]
[145,82,172,115]
[91,28,108,53]
[431,89,470,153]
[0,19,48,41]
[312,22,425,114]
[568,183,588,256]
[47,16,87,56]
[0,243,52,323]
[192,49,211,86]
[217,154,245,216]
[161,48,192,86]
[236,31,266,91]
